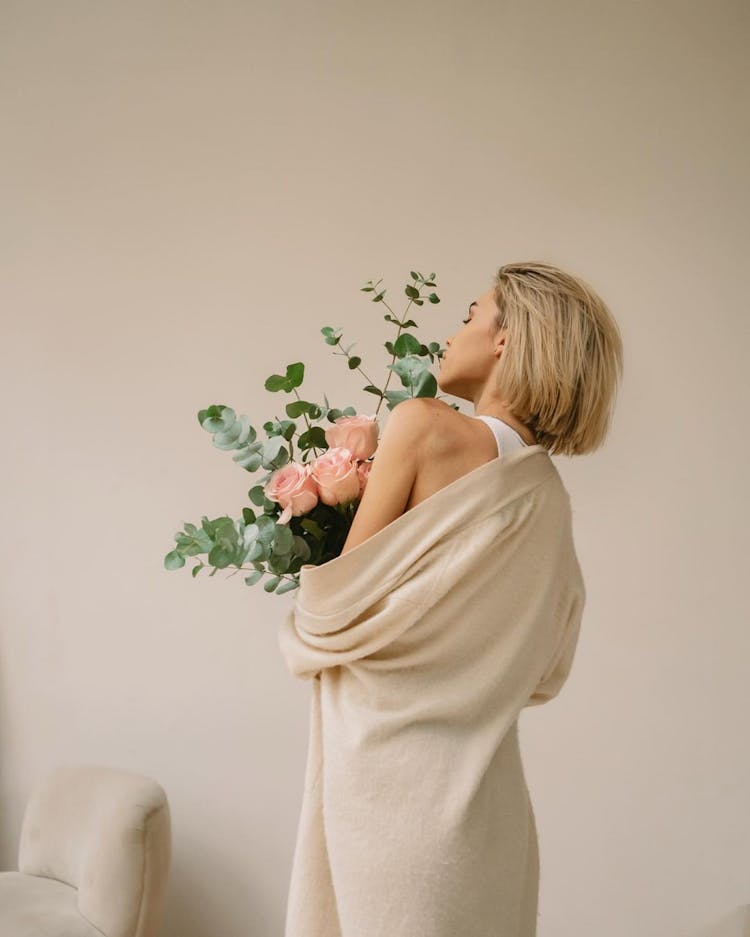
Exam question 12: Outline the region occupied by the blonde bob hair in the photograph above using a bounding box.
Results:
[492,261,623,456]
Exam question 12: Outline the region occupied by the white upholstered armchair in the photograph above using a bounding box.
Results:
[0,763,172,937]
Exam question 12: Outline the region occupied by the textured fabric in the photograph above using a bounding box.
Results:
[1,763,172,937]
[278,444,586,937]
[0,872,104,937]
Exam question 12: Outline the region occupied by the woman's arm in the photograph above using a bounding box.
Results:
[339,398,427,556]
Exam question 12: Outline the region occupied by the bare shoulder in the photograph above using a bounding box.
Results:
[382,396,446,432]
[401,399,499,511]
[385,397,494,457]
[386,397,465,447]
[416,398,478,454]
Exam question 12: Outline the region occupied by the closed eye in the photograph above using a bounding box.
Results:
[461,317,470,324]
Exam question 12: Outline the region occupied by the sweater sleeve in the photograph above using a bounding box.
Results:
[526,583,585,707]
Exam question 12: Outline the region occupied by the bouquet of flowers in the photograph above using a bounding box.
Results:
[163,270,448,593]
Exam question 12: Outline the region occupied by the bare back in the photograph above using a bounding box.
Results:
[404,400,534,512]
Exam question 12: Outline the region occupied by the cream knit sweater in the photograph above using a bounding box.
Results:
[278,443,586,936]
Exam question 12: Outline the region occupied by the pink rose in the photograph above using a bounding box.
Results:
[357,459,372,497]
[325,414,379,461]
[309,447,361,506]
[264,462,319,525]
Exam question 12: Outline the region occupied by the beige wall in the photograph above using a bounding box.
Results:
[2,2,748,935]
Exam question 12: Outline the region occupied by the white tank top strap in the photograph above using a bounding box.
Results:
[473,414,530,458]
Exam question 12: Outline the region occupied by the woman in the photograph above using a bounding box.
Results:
[338,261,622,557]
[279,261,623,937]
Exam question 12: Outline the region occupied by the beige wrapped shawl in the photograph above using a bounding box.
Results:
[278,443,586,937]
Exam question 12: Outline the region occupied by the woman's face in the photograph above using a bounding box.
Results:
[438,287,506,400]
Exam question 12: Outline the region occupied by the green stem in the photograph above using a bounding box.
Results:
[374,294,416,418]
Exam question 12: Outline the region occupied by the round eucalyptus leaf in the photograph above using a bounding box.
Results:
[164,550,185,570]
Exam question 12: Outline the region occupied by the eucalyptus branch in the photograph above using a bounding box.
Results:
[375,296,415,419]
[165,268,444,593]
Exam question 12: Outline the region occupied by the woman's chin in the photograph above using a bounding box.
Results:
[437,372,466,401]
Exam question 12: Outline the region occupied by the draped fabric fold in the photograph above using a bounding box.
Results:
[278,444,586,937]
